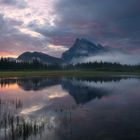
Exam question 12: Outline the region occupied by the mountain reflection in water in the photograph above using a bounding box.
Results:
[0,76,140,140]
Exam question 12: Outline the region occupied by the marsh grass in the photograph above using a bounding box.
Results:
[0,99,45,140]
[0,70,140,78]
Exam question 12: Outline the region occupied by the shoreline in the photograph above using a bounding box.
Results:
[0,70,140,78]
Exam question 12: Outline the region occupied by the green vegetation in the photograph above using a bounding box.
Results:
[0,57,140,78]
[0,70,140,78]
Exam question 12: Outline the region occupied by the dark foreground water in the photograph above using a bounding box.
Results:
[0,76,140,140]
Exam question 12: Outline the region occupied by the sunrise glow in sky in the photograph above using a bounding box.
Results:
[0,0,140,58]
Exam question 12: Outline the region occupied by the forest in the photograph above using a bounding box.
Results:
[0,57,140,72]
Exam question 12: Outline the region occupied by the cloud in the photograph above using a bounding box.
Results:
[0,13,49,57]
[0,0,27,8]
[30,0,140,54]
[52,0,140,50]
[72,52,140,65]
[45,44,68,57]
[0,0,140,58]
[0,0,54,57]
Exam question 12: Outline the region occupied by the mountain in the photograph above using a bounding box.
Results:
[17,51,63,64]
[61,78,108,104]
[62,38,108,62]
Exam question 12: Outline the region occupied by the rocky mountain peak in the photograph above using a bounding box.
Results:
[62,38,107,62]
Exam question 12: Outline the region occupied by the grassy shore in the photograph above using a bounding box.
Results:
[0,70,140,78]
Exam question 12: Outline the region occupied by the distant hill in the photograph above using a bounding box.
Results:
[62,38,108,62]
[14,38,120,64]
[17,51,63,64]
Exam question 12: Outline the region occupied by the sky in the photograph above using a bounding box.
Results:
[0,0,140,58]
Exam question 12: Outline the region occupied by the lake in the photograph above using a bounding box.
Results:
[0,76,140,140]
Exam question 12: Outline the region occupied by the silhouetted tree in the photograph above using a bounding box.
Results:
[0,57,140,71]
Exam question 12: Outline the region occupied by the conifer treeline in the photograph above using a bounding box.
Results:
[0,57,140,71]
[0,58,61,70]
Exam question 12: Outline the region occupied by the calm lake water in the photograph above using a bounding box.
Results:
[0,76,140,140]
